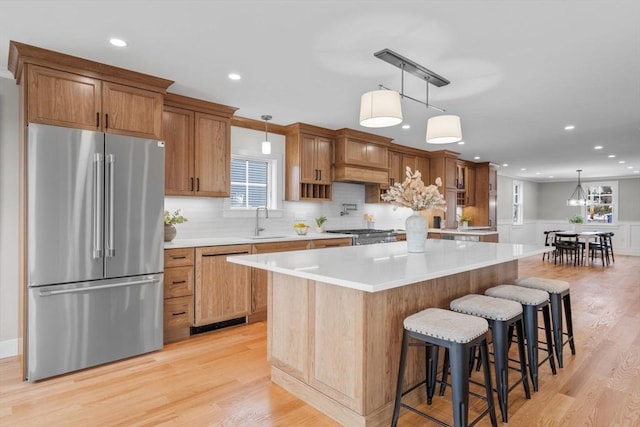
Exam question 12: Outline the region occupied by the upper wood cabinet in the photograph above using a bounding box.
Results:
[472,163,498,229]
[455,161,476,206]
[285,123,334,201]
[333,128,391,185]
[163,93,238,197]
[365,146,430,203]
[10,42,172,139]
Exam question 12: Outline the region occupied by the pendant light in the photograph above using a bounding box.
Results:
[261,115,272,155]
[359,89,403,128]
[567,169,591,206]
[359,48,462,144]
[426,115,462,144]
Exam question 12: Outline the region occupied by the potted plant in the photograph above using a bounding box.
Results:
[164,209,188,242]
[458,214,472,230]
[568,215,584,233]
[315,216,327,233]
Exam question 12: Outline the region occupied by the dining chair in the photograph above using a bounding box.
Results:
[542,230,558,261]
[589,232,614,266]
[554,233,583,266]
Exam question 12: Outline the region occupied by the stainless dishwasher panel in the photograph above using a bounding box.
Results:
[27,273,163,381]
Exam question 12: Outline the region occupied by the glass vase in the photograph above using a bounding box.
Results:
[405,210,427,253]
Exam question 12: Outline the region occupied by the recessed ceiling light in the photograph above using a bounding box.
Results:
[535,172,541,175]
[520,168,526,171]
[608,155,616,158]
[401,124,410,129]
[593,146,603,150]
[548,175,554,178]
[228,73,242,80]
[628,166,633,169]
[564,125,575,130]
[502,163,509,167]
[457,141,465,145]
[634,171,640,174]
[473,156,480,160]
[109,38,127,47]
[619,160,626,164]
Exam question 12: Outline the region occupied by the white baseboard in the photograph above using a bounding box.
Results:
[0,338,18,359]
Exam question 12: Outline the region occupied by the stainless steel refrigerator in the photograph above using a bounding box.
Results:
[26,123,165,381]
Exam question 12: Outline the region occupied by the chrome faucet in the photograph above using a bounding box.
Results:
[255,206,269,236]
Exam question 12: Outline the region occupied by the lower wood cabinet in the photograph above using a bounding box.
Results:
[194,245,251,326]
[249,237,352,322]
[163,248,195,343]
[250,240,310,322]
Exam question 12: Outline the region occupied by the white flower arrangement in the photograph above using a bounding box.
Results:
[381,167,447,211]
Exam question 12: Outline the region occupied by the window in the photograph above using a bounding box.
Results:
[230,157,272,208]
[585,181,617,224]
[512,180,523,225]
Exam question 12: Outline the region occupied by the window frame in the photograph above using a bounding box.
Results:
[229,155,279,211]
[583,180,618,225]
[512,180,523,225]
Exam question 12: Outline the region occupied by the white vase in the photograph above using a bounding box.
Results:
[405,210,427,253]
[573,224,582,233]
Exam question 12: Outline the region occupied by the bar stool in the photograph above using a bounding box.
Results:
[515,277,575,368]
[448,294,531,423]
[391,308,498,427]
[485,285,556,392]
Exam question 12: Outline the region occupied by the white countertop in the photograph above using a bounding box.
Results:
[227,240,547,293]
[428,228,499,236]
[164,233,353,249]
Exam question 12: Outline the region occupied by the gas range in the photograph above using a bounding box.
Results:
[325,229,398,245]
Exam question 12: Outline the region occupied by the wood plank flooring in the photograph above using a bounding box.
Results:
[1,255,639,426]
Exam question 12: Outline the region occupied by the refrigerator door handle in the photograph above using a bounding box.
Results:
[106,154,115,257]
[93,153,104,259]
[39,278,160,297]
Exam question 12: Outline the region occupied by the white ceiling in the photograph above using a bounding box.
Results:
[1,0,639,181]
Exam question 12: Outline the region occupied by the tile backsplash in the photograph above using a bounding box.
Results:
[164,182,411,239]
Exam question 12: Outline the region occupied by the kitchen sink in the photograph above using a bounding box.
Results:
[248,235,287,240]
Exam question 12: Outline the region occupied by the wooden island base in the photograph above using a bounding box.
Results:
[266,260,518,426]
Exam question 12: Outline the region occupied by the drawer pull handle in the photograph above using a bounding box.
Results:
[171,256,187,259]
[172,311,186,316]
[171,280,186,285]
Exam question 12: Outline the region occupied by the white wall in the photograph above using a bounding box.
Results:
[0,77,19,358]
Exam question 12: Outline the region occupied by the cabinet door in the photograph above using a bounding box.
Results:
[194,112,230,197]
[300,134,318,183]
[195,246,251,326]
[27,65,101,131]
[415,156,430,184]
[163,107,195,196]
[315,136,332,184]
[102,82,163,139]
[388,151,402,186]
[251,241,310,314]
[367,143,388,169]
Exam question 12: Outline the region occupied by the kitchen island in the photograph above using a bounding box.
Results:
[228,240,546,426]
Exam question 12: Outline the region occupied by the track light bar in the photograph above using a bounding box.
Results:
[374,49,450,87]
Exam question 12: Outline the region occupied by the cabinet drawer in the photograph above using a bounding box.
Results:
[164,248,194,268]
[164,295,193,329]
[164,266,194,298]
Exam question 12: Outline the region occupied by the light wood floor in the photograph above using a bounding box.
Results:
[1,255,639,426]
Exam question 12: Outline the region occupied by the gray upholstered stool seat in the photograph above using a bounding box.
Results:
[515,277,575,368]
[448,294,530,423]
[485,284,548,305]
[485,285,556,392]
[404,307,488,343]
[392,308,497,427]
[450,294,522,320]
[515,277,569,294]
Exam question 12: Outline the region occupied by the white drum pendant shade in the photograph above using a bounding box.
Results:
[359,90,403,128]
[426,115,462,144]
